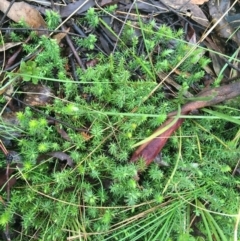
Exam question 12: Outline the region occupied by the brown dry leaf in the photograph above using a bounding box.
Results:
[100,0,119,7]
[0,42,22,52]
[209,51,226,77]
[124,1,167,14]
[37,0,95,17]
[22,83,53,106]
[55,123,72,141]
[46,152,74,167]
[186,24,197,44]
[161,0,209,27]
[59,0,95,17]
[37,152,74,167]
[53,28,70,44]
[26,0,52,6]
[0,111,21,141]
[81,132,91,141]
[208,0,240,45]
[0,195,5,205]
[86,59,99,68]
[190,0,209,4]
[203,37,226,77]
[0,0,46,31]
[1,111,20,127]
[0,82,13,96]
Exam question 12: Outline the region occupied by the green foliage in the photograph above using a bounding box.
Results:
[74,34,97,50]
[104,4,117,13]
[9,31,23,42]
[85,7,99,28]
[45,10,61,30]
[20,36,66,82]
[0,9,239,241]
[19,60,41,83]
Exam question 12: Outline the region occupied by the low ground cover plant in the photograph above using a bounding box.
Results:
[0,6,239,241]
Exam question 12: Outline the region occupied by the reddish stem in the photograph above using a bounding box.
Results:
[130,114,187,165]
[130,81,240,166]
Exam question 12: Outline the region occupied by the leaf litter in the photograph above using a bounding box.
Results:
[0,0,240,240]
